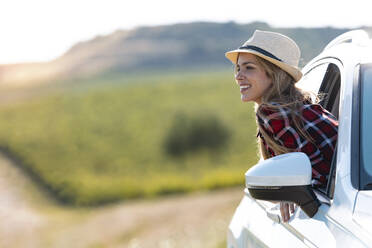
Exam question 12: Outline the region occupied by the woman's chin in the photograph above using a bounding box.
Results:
[241,95,252,102]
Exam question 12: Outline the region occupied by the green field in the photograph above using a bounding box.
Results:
[0,69,259,205]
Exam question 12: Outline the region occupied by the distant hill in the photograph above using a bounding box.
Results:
[0,21,368,86]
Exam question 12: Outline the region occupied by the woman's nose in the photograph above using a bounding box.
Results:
[235,71,244,81]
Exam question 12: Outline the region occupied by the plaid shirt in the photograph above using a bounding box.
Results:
[256,103,338,187]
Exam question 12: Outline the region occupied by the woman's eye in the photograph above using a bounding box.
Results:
[234,64,254,74]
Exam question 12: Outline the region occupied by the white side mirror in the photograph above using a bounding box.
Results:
[245,152,320,218]
[246,152,312,187]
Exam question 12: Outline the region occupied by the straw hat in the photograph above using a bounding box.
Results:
[225,30,302,82]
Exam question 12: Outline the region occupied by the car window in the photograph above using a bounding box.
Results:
[299,63,341,118]
[359,63,372,189]
[319,63,340,199]
[297,63,329,99]
[318,64,341,119]
[302,62,341,198]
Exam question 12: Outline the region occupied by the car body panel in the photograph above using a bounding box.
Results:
[353,191,372,240]
[228,193,310,248]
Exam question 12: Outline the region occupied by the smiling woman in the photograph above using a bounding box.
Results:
[225,30,338,223]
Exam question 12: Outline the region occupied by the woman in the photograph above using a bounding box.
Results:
[225,30,338,222]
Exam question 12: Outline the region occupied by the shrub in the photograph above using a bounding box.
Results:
[164,112,231,157]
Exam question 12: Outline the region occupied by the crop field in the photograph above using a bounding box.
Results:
[0,68,259,205]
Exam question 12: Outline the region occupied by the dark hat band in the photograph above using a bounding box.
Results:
[238,45,282,62]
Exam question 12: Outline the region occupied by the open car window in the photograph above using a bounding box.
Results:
[318,64,341,119]
[301,62,341,199]
[297,63,329,98]
[317,63,340,199]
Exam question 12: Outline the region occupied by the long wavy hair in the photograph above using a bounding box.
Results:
[253,55,317,159]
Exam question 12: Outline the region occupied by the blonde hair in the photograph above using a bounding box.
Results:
[253,55,317,159]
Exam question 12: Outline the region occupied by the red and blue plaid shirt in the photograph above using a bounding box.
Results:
[256,103,338,187]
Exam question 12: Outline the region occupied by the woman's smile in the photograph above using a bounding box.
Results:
[240,84,252,93]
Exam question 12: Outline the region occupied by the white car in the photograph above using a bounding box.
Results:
[227,30,372,248]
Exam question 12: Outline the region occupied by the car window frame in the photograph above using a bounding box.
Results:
[301,58,343,202]
[351,64,361,190]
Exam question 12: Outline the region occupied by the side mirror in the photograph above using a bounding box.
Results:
[245,152,320,218]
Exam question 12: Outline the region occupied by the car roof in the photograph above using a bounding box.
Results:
[302,30,372,72]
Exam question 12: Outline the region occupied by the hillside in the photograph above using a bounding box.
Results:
[0,21,364,86]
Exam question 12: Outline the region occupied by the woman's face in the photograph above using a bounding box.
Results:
[234,53,272,104]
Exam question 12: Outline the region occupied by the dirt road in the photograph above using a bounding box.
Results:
[0,151,244,248]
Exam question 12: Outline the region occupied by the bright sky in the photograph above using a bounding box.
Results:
[0,0,371,64]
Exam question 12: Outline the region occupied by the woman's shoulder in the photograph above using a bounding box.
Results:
[257,102,336,123]
[258,102,326,116]
[256,102,291,119]
[300,103,324,116]
[301,103,339,123]
[301,103,323,111]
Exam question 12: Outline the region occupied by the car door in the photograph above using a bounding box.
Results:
[284,58,363,248]
[267,58,372,248]
[274,59,342,248]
